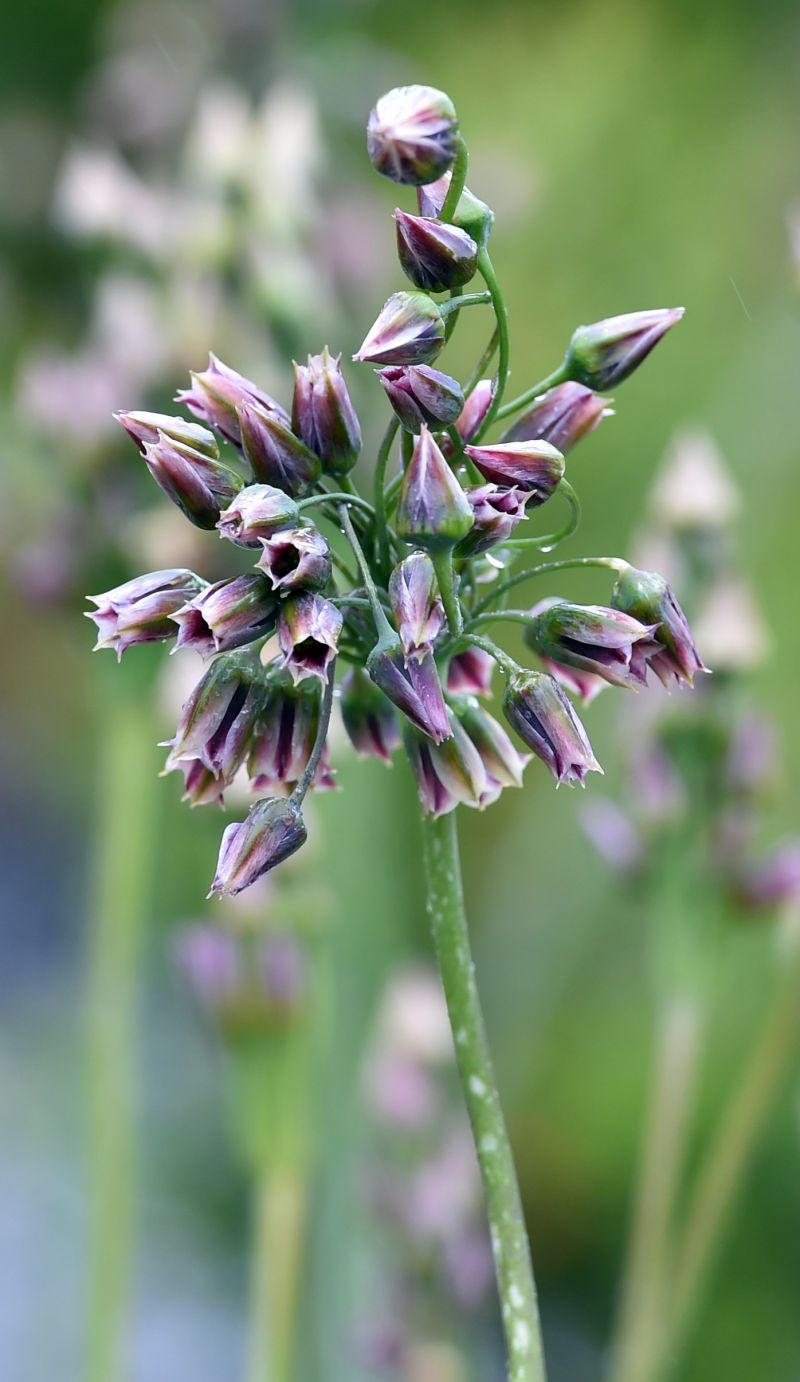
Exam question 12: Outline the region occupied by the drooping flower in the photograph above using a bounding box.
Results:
[464,439,565,503]
[248,669,335,793]
[339,666,401,764]
[388,553,445,661]
[503,670,602,785]
[611,564,706,688]
[217,485,299,547]
[566,308,684,392]
[524,599,658,689]
[172,573,278,656]
[257,526,332,593]
[163,650,263,792]
[446,647,495,696]
[367,638,451,743]
[277,593,343,685]
[210,797,307,897]
[501,382,610,453]
[87,569,207,658]
[404,714,488,816]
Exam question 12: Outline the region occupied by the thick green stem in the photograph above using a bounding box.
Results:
[495,364,570,422]
[469,556,626,621]
[440,136,469,222]
[610,996,704,1382]
[432,547,464,638]
[245,1165,307,1382]
[422,812,547,1382]
[86,686,154,1382]
[474,249,510,439]
[372,417,400,573]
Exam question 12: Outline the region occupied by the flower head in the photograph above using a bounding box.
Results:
[567,308,684,392]
[611,564,706,688]
[367,85,459,186]
[503,669,602,785]
[394,209,477,293]
[464,439,565,503]
[87,569,206,658]
[257,526,332,593]
[210,797,307,897]
[278,593,342,685]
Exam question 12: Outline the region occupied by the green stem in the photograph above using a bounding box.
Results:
[372,417,400,573]
[463,633,519,679]
[663,935,800,1377]
[440,290,492,315]
[338,503,393,640]
[474,249,510,439]
[292,659,337,804]
[422,812,547,1382]
[495,364,570,422]
[610,996,704,1382]
[440,135,469,222]
[466,327,500,395]
[503,481,581,551]
[86,686,154,1382]
[432,548,464,637]
[469,556,626,621]
[245,1164,307,1382]
[298,491,375,519]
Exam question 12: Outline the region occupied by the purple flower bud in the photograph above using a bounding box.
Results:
[404,713,488,817]
[142,434,244,529]
[353,292,446,367]
[540,658,608,706]
[277,592,342,685]
[501,382,611,452]
[377,364,464,433]
[454,698,529,797]
[174,925,239,1008]
[114,409,219,458]
[367,639,451,743]
[446,647,495,695]
[441,380,494,458]
[464,439,565,503]
[177,353,289,447]
[417,174,495,249]
[732,842,800,912]
[456,485,527,557]
[396,426,473,551]
[292,348,362,476]
[248,670,334,793]
[611,565,707,688]
[210,796,307,897]
[339,665,401,763]
[525,599,659,689]
[87,568,207,659]
[169,758,227,808]
[217,485,299,547]
[394,209,477,293]
[503,670,602,786]
[238,400,321,495]
[388,553,445,661]
[257,526,332,593]
[367,85,458,186]
[173,573,278,657]
[163,650,263,788]
[567,308,684,392]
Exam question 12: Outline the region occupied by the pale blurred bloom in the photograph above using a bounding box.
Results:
[379,968,452,1065]
[580,797,644,874]
[405,1128,481,1240]
[406,1342,469,1382]
[693,577,770,671]
[630,527,685,588]
[53,144,172,256]
[184,83,254,186]
[788,201,800,284]
[252,82,321,229]
[17,348,122,446]
[120,506,209,575]
[649,427,740,531]
[94,274,169,378]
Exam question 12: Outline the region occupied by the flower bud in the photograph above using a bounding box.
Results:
[163,650,263,787]
[454,698,528,796]
[217,485,299,547]
[524,599,658,690]
[173,573,278,656]
[501,382,610,452]
[388,553,445,661]
[404,713,488,817]
[566,309,684,392]
[177,353,289,447]
[456,485,527,557]
[278,592,342,685]
[248,669,334,793]
[142,434,244,529]
[292,348,362,476]
[441,380,494,457]
[87,568,207,659]
[377,364,464,433]
[540,659,607,706]
[366,639,451,743]
[611,564,706,688]
[446,647,495,695]
[396,427,473,552]
[210,796,307,897]
[354,292,446,368]
[367,85,458,186]
[463,439,565,503]
[257,526,332,594]
[238,400,321,495]
[417,174,495,250]
[169,758,227,808]
[339,666,401,764]
[503,669,602,786]
[394,209,477,293]
[115,409,219,458]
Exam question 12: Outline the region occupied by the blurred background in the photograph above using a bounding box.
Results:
[3,1,800,1379]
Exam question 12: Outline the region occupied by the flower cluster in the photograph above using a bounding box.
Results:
[88,83,699,898]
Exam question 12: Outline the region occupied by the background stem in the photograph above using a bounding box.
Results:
[422,811,547,1382]
[86,685,154,1382]
[245,1164,307,1382]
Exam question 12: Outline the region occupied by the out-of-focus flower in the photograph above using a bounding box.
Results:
[173,573,278,656]
[457,484,528,557]
[388,553,445,661]
[566,308,684,392]
[87,568,206,658]
[501,382,610,453]
[446,647,495,696]
[648,428,740,532]
[292,348,362,476]
[503,670,602,785]
[339,666,400,763]
[396,426,473,552]
[257,526,332,593]
[732,843,800,912]
[691,577,769,672]
[277,593,342,685]
[394,209,477,293]
[210,797,307,897]
[612,564,707,687]
[354,291,446,367]
[464,439,564,503]
[579,797,645,875]
[367,85,458,186]
[454,698,528,796]
[378,363,464,432]
[417,172,495,249]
